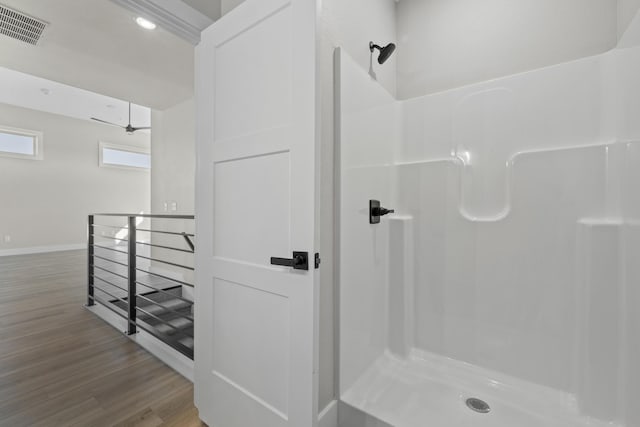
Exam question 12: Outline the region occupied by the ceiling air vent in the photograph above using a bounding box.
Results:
[0,4,48,45]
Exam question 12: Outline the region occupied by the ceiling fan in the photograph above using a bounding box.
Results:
[91,102,150,134]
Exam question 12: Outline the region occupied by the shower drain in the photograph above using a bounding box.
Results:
[466,397,491,414]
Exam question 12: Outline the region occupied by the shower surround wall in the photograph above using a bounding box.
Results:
[338,40,640,427]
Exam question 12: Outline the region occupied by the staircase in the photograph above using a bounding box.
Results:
[87,213,195,360]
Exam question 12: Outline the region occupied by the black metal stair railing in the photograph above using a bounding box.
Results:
[86,213,195,359]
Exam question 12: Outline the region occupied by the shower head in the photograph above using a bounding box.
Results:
[369,41,396,64]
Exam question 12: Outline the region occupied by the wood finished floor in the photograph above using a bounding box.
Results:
[0,250,203,427]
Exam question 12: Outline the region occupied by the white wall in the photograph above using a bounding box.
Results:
[0,103,150,254]
[396,0,618,99]
[150,98,195,215]
[149,98,196,295]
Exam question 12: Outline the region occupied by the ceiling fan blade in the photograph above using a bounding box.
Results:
[91,117,125,128]
[131,127,151,132]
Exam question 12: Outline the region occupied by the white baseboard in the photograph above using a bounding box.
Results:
[0,243,85,257]
[87,304,194,382]
[319,400,338,427]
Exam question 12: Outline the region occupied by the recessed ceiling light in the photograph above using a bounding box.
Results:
[136,17,156,30]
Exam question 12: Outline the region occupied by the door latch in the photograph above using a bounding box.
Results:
[270,251,309,270]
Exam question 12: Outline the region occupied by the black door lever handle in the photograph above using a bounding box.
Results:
[270,251,309,270]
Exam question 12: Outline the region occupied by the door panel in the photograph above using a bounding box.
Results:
[213,151,291,265]
[194,0,318,426]
[214,6,293,141]
[212,277,290,415]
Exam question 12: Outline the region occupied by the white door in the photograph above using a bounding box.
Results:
[194,1,319,426]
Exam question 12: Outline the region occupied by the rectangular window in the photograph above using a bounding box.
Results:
[0,126,43,160]
[99,142,150,170]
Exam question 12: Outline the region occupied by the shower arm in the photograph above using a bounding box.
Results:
[369,42,382,51]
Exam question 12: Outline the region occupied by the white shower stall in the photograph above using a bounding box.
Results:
[336,19,640,427]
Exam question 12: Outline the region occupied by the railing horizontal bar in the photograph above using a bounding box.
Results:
[93,224,128,230]
[135,254,194,271]
[135,228,194,237]
[135,281,194,304]
[135,241,194,253]
[93,213,195,219]
[94,238,153,247]
[88,296,128,320]
[92,264,128,280]
[93,275,128,293]
[93,284,129,306]
[135,294,194,322]
[136,268,193,288]
[93,244,128,255]
[135,306,193,338]
[93,236,129,242]
[93,254,128,267]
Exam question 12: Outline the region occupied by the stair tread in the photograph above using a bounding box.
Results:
[138,298,192,315]
[178,337,194,350]
[142,314,193,336]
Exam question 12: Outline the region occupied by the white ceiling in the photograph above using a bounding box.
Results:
[0,66,151,129]
[0,0,195,110]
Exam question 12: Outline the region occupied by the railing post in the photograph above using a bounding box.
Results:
[127,215,137,335]
[87,215,95,306]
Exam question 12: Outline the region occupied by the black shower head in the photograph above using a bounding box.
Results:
[369,41,396,65]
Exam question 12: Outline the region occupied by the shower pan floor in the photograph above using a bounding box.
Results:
[341,351,617,427]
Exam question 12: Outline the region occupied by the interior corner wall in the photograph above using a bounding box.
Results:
[150,98,195,216]
[395,0,619,100]
[0,102,150,254]
[321,0,397,97]
[619,0,640,39]
[182,0,222,21]
[319,0,398,414]
[221,0,246,15]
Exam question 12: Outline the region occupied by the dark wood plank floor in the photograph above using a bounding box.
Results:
[0,250,203,427]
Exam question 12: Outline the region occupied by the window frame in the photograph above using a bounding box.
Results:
[0,125,43,160]
[99,141,151,171]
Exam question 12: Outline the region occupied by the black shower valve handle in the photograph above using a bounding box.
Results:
[377,207,395,216]
[369,199,395,224]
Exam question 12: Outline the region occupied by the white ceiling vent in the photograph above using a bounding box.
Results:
[0,4,48,46]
